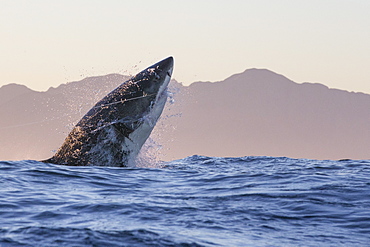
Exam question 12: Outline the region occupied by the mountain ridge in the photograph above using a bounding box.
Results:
[2,69,369,96]
[0,68,369,161]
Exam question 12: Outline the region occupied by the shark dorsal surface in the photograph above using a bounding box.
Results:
[43,57,174,166]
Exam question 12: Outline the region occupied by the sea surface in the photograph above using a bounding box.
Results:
[0,156,369,246]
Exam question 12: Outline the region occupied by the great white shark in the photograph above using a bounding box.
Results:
[42,57,174,166]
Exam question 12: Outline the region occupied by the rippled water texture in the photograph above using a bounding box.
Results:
[1,156,369,246]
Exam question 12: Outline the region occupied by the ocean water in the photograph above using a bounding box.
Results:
[0,156,369,246]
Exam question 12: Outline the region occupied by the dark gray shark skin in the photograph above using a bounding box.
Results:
[43,57,174,166]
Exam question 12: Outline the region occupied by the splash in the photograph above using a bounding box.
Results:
[134,137,165,168]
[134,81,183,168]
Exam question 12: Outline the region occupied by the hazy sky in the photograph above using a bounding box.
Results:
[1,0,369,93]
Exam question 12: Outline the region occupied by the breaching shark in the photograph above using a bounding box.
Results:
[42,57,174,166]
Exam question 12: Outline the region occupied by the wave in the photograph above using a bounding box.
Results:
[1,156,369,246]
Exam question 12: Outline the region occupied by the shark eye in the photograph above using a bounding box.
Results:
[167,71,171,77]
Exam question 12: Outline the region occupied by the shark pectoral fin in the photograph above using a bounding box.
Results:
[112,121,142,141]
[112,122,133,138]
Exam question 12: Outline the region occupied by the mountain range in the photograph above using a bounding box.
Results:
[0,69,369,161]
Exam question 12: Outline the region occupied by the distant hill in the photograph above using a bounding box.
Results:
[0,74,129,160]
[160,69,370,160]
[0,83,35,105]
[0,69,369,161]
